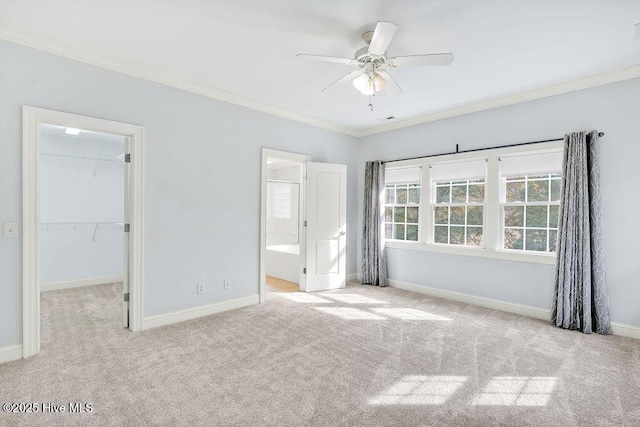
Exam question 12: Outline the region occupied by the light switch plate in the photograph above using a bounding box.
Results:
[4,222,19,238]
[636,23,640,40]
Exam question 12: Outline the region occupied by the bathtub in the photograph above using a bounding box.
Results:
[266,244,300,284]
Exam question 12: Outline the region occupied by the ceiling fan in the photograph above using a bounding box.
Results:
[296,21,454,97]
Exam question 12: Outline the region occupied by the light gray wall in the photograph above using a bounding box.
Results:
[358,78,640,328]
[40,133,125,284]
[0,40,359,347]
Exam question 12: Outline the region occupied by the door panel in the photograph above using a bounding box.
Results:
[305,162,346,292]
[123,137,131,328]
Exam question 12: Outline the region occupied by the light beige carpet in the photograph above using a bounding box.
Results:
[1,281,639,426]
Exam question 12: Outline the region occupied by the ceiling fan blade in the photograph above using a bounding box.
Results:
[377,70,403,96]
[321,70,363,93]
[388,53,454,67]
[368,21,398,55]
[295,53,355,65]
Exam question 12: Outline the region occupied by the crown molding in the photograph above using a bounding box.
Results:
[355,64,640,137]
[2,26,640,140]
[0,26,359,137]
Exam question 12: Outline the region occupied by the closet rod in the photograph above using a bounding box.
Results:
[381,132,605,165]
[41,153,123,163]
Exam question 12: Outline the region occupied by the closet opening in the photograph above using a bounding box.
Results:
[22,106,144,359]
[39,123,130,338]
[265,156,304,294]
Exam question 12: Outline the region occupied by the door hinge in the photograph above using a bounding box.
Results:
[124,292,130,302]
[124,154,131,163]
[303,220,307,227]
[303,268,307,274]
[124,224,130,233]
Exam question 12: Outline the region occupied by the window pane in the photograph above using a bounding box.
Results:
[504,206,524,227]
[450,226,465,245]
[549,230,557,252]
[385,186,395,204]
[525,229,547,251]
[468,183,485,203]
[394,224,405,240]
[467,206,483,226]
[385,224,392,239]
[434,206,449,225]
[434,226,448,244]
[526,205,547,228]
[550,178,561,201]
[406,225,419,241]
[396,187,408,204]
[408,187,421,204]
[549,205,559,228]
[451,185,467,203]
[466,226,483,246]
[385,207,393,222]
[450,206,465,225]
[504,228,523,250]
[506,181,525,202]
[393,207,406,223]
[407,207,419,224]
[436,185,450,203]
[527,179,549,202]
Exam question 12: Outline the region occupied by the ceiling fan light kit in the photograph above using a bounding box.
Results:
[296,21,455,108]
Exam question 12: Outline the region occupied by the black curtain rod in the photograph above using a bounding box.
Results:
[381,132,605,165]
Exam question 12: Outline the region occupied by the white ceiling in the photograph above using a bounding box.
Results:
[2,1,640,135]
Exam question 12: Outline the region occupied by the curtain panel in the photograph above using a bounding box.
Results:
[361,161,388,287]
[552,130,612,335]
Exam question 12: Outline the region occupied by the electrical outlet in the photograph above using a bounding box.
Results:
[197,283,205,295]
[224,280,230,290]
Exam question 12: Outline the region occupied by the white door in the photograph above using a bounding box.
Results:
[304,162,347,292]
[122,138,131,328]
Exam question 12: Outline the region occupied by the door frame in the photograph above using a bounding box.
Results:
[259,148,310,302]
[22,106,145,358]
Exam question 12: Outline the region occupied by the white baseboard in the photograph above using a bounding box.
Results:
[0,344,23,364]
[347,273,358,282]
[387,278,640,340]
[388,279,550,320]
[610,322,640,340]
[142,294,260,330]
[41,275,124,292]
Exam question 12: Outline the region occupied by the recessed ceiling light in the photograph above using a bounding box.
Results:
[65,127,81,135]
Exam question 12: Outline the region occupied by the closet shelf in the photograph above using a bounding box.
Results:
[41,152,124,163]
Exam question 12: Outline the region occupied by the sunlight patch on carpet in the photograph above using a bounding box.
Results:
[272,293,333,303]
[371,308,452,321]
[322,294,390,304]
[314,307,386,320]
[471,376,557,406]
[369,376,468,405]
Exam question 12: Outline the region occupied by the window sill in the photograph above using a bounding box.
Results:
[384,241,556,265]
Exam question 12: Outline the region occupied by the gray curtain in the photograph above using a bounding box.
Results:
[361,161,388,287]
[552,131,612,334]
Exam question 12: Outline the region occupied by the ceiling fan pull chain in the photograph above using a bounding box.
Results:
[368,94,374,112]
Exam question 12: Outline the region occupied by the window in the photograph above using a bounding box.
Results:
[433,179,485,246]
[502,173,561,252]
[383,143,563,264]
[384,167,421,241]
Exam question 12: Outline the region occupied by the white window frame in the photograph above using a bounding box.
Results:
[500,173,561,254]
[431,178,486,248]
[384,141,562,265]
[384,181,422,242]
